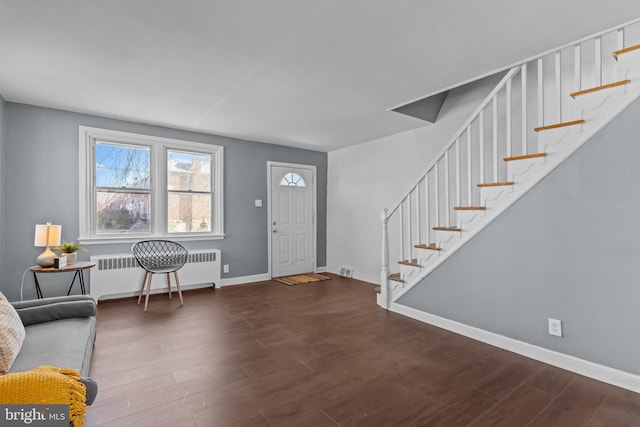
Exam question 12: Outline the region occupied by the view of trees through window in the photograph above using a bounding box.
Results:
[94,143,213,234]
[81,126,223,240]
[95,142,151,234]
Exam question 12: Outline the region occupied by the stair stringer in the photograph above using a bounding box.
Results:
[379,75,640,305]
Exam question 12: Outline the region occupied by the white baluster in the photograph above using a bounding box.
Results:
[506,78,512,158]
[538,58,544,127]
[595,37,602,86]
[574,45,581,93]
[407,192,412,258]
[466,128,472,205]
[555,51,562,123]
[479,111,485,184]
[415,185,421,245]
[434,163,440,227]
[492,96,498,182]
[444,151,450,226]
[399,202,404,262]
[521,64,528,155]
[455,138,461,207]
[425,174,430,243]
[380,209,389,309]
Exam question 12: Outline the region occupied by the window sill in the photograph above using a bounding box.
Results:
[78,234,225,245]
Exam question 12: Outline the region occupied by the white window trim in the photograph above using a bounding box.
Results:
[79,126,224,244]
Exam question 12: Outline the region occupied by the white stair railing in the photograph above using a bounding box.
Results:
[380,18,640,309]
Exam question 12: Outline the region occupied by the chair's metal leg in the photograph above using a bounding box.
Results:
[138,271,149,304]
[166,272,172,300]
[174,271,184,306]
[144,273,153,312]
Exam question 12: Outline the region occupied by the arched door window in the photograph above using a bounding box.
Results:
[279,172,306,187]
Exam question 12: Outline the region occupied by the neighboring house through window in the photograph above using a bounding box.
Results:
[79,126,224,243]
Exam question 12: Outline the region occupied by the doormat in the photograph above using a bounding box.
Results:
[274,273,332,286]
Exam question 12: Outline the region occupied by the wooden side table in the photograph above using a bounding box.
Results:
[30,261,96,298]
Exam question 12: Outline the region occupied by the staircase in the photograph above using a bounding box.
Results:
[378,18,640,309]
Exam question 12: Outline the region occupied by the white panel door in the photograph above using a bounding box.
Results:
[270,165,314,277]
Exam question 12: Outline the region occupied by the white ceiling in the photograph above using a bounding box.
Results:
[1,1,640,152]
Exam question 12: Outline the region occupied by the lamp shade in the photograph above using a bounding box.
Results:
[34,223,62,247]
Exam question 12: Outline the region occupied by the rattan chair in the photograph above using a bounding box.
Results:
[131,240,188,311]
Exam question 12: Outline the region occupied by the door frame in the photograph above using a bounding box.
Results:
[267,161,317,278]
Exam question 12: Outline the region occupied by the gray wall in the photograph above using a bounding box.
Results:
[400,96,640,375]
[0,95,5,281]
[1,103,327,301]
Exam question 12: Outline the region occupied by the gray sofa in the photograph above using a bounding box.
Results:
[9,295,98,405]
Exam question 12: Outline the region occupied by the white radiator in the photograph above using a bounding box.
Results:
[89,249,221,301]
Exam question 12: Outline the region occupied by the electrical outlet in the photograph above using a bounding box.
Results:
[223,264,229,273]
[548,318,562,337]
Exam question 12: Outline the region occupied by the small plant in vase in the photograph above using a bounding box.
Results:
[54,241,82,264]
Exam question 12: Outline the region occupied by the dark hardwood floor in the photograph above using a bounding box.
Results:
[85,274,640,426]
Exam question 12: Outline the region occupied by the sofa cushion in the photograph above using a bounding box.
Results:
[0,297,26,374]
[9,317,96,377]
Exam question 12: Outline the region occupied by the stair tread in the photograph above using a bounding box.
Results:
[398,259,419,267]
[433,226,462,232]
[414,243,441,251]
[613,43,640,60]
[388,273,403,282]
[477,181,515,187]
[570,79,630,98]
[504,152,547,162]
[454,206,486,211]
[534,119,585,132]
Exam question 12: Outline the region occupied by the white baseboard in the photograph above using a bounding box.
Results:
[96,282,216,302]
[326,266,379,285]
[315,266,327,273]
[352,271,379,285]
[391,303,640,393]
[220,273,271,287]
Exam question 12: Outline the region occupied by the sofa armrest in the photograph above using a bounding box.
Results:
[80,377,98,406]
[12,296,96,326]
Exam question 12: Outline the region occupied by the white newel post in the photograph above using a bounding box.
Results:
[380,209,390,309]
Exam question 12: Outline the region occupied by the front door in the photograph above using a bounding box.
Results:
[269,163,315,278]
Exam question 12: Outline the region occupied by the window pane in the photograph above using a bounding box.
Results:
[168,151,211,192]
[96,143,150,189]
[280,172,305,187]
[96,191,150,233]
[168,193,211,233]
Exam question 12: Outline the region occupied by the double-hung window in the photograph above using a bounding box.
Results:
[79,126,224,243]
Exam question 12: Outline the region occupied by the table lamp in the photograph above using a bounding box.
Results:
[34,222,62,267]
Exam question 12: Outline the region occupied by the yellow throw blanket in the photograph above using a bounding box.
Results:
[0,365,87,427]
